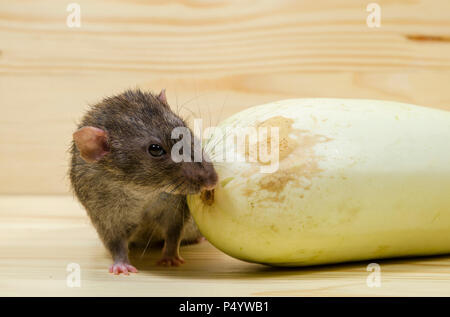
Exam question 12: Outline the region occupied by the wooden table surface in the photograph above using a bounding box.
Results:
[1,195,449,297]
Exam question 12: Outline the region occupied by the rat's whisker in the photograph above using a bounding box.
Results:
[203,125,238,154]
[215,92,229,127]
[168,177,185,195]
[140,227,156,258]
[178,92,208,112]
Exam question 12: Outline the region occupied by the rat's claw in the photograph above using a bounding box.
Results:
[157,255,185,267]
[109,262,138,275]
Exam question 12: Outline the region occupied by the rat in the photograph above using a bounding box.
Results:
[69,89,218,275]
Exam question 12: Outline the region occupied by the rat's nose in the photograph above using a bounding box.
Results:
[182,161,218,192]
[201,168,218,191]
[202,183,216,191]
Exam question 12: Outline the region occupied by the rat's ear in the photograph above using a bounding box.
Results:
[73,126,110,163]
[157,88,168,105]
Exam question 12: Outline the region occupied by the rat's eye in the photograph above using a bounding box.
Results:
[148,144,166,157]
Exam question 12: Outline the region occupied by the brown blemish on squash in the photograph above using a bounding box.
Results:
[258,167,297,193]
[243,187,255,197]
[243,183,287,203]
[263,194,287,203]
[336,199,362,224]
[241,115,332,206]
[256,131,331,193]
[270,224,279,233]
[241,116,297,164]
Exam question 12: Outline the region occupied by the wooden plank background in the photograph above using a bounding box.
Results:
[1,0,450,194]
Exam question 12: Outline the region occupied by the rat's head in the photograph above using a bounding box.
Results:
[72,89,217,194]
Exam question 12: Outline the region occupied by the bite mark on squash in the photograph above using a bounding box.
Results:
[200,189,215,206]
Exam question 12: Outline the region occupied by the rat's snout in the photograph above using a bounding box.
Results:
[202,183,216,191]
[181,159,218,194]
[200,152,218,191]
[180,138,218,193]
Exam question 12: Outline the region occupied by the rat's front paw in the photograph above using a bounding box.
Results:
[157,255,185,267]
[109,262,138,275]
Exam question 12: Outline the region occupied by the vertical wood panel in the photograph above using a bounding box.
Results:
[1,0,449,194]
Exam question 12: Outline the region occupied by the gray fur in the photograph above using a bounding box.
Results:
[69,89,217,267]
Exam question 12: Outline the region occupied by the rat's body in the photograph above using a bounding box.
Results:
[69,89,217,274]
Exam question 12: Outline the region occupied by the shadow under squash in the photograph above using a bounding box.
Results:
[128,241,450,281]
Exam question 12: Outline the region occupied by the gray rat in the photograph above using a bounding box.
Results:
[69,89,217,275]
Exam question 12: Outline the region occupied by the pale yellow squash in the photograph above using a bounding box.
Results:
[188,99,450,266]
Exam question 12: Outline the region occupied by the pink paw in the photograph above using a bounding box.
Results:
[109,262,138,275]
[157,255,185,267]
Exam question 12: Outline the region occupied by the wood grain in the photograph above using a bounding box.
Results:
[0,195,449,296]
[1,0,450,194]
[1,0,449,297]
